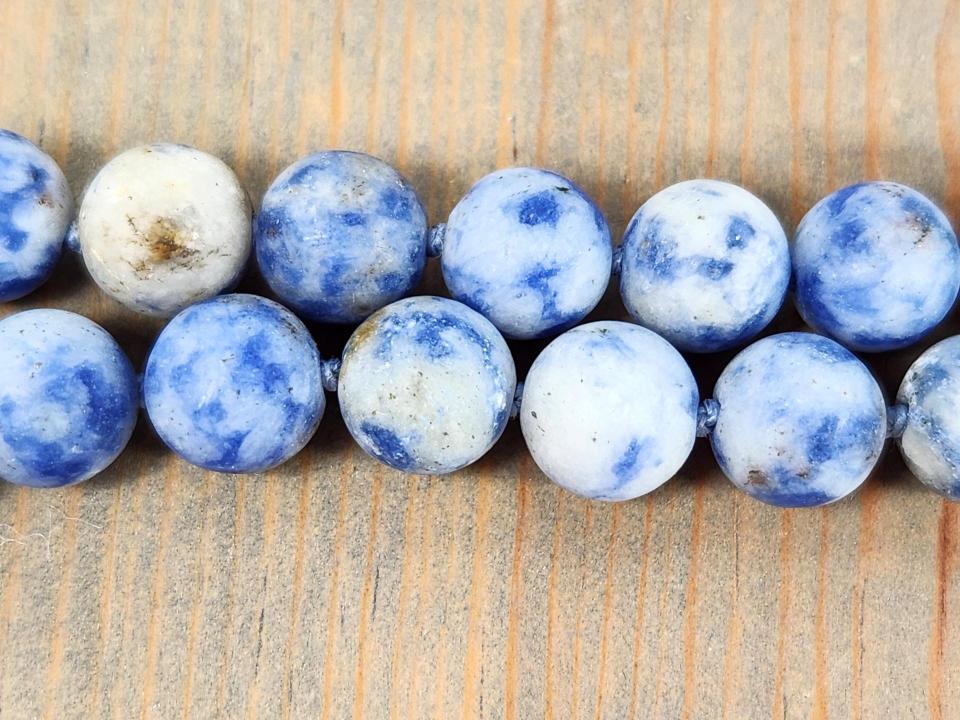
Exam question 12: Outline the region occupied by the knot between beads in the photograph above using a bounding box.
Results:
[886,403,908,439]
[320,357,341,393]
[510,380,525,419]
[696,398,720,437]
[427,223,446,257]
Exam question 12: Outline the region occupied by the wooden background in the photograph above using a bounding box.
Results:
[0,0,959,717]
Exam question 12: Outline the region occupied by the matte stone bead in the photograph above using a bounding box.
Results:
[441,167,612,339]
[255,151,428,324]
[897,336,960,500]
[793,181,960,352]
[520,321,698,501]
[338,295,516,474]
[0,129,73,302]
[710,332,887,507]
[619,179,789,352]
[0,309,138,487]
[78,143,252,316]
[143,294,325,473]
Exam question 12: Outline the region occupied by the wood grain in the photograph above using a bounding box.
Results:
[0,1,959,717]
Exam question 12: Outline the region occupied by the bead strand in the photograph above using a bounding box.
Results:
[3,128,960,510]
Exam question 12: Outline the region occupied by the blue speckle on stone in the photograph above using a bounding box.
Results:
[254,151,428,324]
[360,422,416,470]
[620,179,790,353]
[518,190,561,227]
[725,216,755,249]
[0,309,138,488]
[610,437,655,486]
[710,332,887,508]
[441,167,612,340]
[143,294,325,473]
[793,181,960,352]
[0,129,73,302]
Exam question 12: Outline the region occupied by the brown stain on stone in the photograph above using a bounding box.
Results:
[127,215,199,276]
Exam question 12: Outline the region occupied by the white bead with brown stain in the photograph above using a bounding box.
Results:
[77,143,252,316]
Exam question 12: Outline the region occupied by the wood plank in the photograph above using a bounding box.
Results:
[0,0,959,717]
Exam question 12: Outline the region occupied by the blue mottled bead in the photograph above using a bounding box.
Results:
[619,179,790,352]
[441,168,612,339]
[338,296,516,474]
[0,130,73,302]
[0,309,138,487]
[897,336,960,500]
[255,151,428,324]
[143,294,325,473]
[793,181,960,352]
[521,321,698,501]
[710,332,887,507]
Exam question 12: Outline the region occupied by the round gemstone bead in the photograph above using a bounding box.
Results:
[338,295,516,474]
[0,309,138,487]
[710,332,887,507]
[143,294,324,473]
[520,321,698,501]
[0,129,73,302]
[255,151,428,324]
[896,336,960,500]
[77,143,252,316]
[619,179,790,352]
[440,167,612,339]
[793,181,960,352]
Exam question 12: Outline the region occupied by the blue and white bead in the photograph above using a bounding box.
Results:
[143,294,325,473]
[255,151,428,324]
[0,309,138,488]
[619,179,790,353]
[338,295,516,474]
[896,336,960,500]
[793,181,960,352]
[0,130,73,302]
[710,332,887,507]
[520,321,698,501]
[440,167,612,339]
[78,144,252,317]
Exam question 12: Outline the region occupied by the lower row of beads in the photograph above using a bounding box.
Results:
[1,293,959,507]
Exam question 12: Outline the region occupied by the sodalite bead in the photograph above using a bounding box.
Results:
[78,144,252,317]
[255,152,428,324]
[896,336,960,500]
[711,332,887,507]
[619,179,790,353]
[0,130,73,302]
[0,310,138,488]
[143,294,324,473]
[338,295,516,474]
[520,321,698,501]
[440,167,612,339]
[793,181,960,352]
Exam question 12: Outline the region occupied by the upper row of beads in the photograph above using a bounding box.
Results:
[2,128,957,354]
